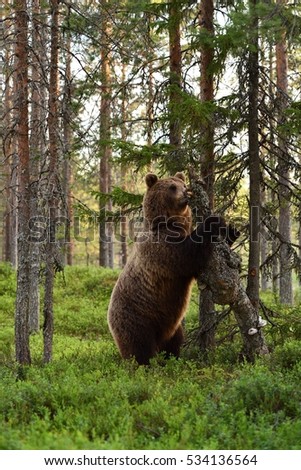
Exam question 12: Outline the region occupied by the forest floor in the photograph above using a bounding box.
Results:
[1,263,301,450]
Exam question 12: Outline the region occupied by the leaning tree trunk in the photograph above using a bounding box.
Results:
[198,242,269,361]
[189,177,269,362]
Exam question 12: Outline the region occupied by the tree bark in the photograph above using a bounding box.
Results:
[199,0,214,209]
[2,0,18,266]
[145,9,154,150]
[44,0,60,363]
[14,0,31,365]
[28,0,42,334]
[246,0,261,310]
[99,0,112,267]
[189,178,269,362]
[276,0,293,305]
[168,0,182,152]
[260,186,268,291]
[198,242,269,361]
[198,0,216,353]
[266,44,280,294]
[120,63,128,268]
[2,2,11,263]
[62,6,74,266]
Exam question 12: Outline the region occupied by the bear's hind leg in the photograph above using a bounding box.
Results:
[160,325,184,359]
[116,333,157,366]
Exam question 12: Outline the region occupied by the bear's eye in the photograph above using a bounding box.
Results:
[169,184,177,191]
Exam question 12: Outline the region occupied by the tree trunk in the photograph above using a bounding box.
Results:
[120,63,128,268]
[2,3,11,263]
[99,0,112,267]
[199,0,214,209]
[189,178,269,362]
[198,242,269,361]
[246,0,261,310]
[14,0,31,365]
[198,0,216,353]
[266,44,279,294]
[3,0,18,266]
[44,0,60,363]
[28,0,42,334]
[9,151,18,268]
[63,6,74,266]
[260,186,268,291]
[299,198,301,286]
[168,0,182,154]
[276,0,293,305]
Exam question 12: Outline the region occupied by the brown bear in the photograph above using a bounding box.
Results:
[107,172,225,365]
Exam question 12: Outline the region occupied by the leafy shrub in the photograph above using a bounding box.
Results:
[271,340,301,370]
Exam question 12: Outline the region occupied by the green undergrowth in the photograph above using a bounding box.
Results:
[0,263,301,450]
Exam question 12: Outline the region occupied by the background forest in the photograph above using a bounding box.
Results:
[1,0,301,451]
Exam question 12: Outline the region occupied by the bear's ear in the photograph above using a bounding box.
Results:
[174,172,186,182]
[145,173,158,188]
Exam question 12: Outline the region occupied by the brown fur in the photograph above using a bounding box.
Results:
[107,172,224,365]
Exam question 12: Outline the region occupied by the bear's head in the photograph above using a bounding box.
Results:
[143,172,192,235]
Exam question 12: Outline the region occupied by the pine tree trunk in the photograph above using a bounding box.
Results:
[199,0,214,209]
[268,44,279,294]
[2,5,11,263]
[10,151,18,268]
[44,0,59,363]
[120,63,128,268]
[99,0,112,267]
[3,1,17,266]
[147,55,154,149]
[299,198,301,286]
[168,0,182,153]
[270,191,279,293]
[246,0,260,310]
[14,0,31,365]
[0,9,5,261]
[276,0,293,305]
[63,8,74,266]
[260,187,268,291]
[198,0,216,353]
[28,0,42,334]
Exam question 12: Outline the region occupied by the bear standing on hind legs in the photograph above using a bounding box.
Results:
[107,172,225,365]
